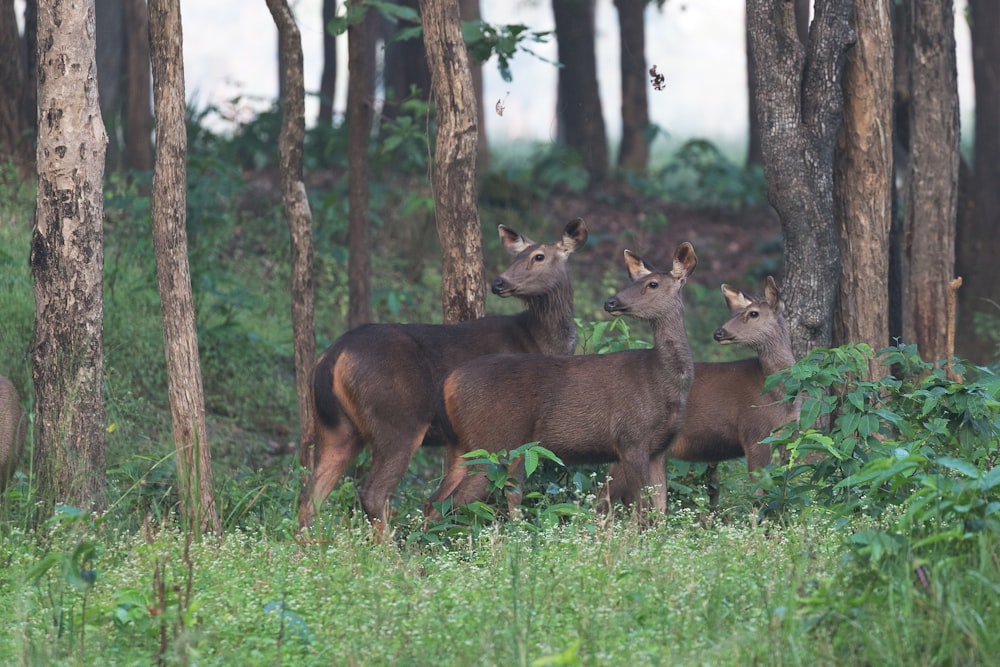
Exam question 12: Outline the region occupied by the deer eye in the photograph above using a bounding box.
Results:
[647,281,659,289]
[748,310,759,319]
[533,253,545,262]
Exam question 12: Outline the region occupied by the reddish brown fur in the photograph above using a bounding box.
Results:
[298,219,588,531]
[425,243,697,520]
[610,276,800,511]
[0,374,26,496]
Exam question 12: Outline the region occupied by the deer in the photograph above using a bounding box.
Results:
[0,374,27,497]
[298,218,588,532]
[608,275,799,512]
[423,242,697,520]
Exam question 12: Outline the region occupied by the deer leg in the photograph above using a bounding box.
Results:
[358,424,429,529]
[647,452,668,514]
[704,463,720,509]
[443,470,492,513]
[504,456,526,519]
[298,419,364,529]
[424,445,472,519]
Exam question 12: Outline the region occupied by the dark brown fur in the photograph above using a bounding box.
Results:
[424,243,697,519]
[298,219,588,531]
[610,276,800,511]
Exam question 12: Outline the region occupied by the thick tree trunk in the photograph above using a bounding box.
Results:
[419,0,485,323]
[956,0,1000,365]
[747,0,854,358]
[900,0,959,363]
[614,0,649,173]
[833,0,893,380]
[32,0,108,514]
[745,0,808,168]
[148,0,220,535]
[346,1,375,328]
[317,0,338,126]
[123,0,153,171]
[552,0,608,184]
[265,0,317,459]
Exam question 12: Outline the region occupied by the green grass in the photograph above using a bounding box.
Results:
[2,506,997,666]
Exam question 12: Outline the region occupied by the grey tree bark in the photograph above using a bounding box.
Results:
[32,0,108,514]
[265,0,317,462]
[148,0,220,535]
[746,0,854,359]
[419,0,485,323]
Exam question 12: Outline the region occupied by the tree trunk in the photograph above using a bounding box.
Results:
[956,0,1000,365]
[746,0,854,359]
[420,0,485,323]
[459,0,488,168]
[265,0,317,460]
[32,0,108,515]
[346,0,375,328]
[23,0,37,140]
[96,0,124,171]
[552,0,608,184]
[123,0,153,171]
[317,0,338,126]
[383,0,431,121]
[900,0,959,363]
[746,0,809,168]
[0,0,32,176]
[614,0,649,173]
[833,0,893,380]
[148,0,220,536]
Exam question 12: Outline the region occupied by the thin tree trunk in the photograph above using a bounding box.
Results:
[956,0,1000,364]
[96,0,124,171]
[614,0,649,173]
[317,0,338,126]
[833,0,893,380]
[552,0,609,184]
[32,0,108,515]
[900,0,959,363]
[747,0,854,358]
[346,0,375,328]
[0,0,32,176]
[459,0,488,168]
[123,0,153,171]
[265,0,317,460]
[148,0,220,536]
[420,0,485,323]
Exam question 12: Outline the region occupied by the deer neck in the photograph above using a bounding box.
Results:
[756,323,796,377]
[649,307,694,382]
[524,288,577,355]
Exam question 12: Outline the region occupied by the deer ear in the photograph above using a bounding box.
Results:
[624,250,652,281]
[671,242,697,279]
[764,276,782,311]
[558,218,588,253]
[722,284,752,313]
[499,225,532,256]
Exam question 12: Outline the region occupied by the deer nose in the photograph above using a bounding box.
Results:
[492,277,511,295]
[604,296,622,313]
[713,327,728,342]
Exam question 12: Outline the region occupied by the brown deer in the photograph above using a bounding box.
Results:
[298,219,588,531]
[609,275,799,512]
[424,242,697,519]
[0,374,27,496]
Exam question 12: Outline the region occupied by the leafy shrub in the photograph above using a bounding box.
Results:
[655,139,766,211]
